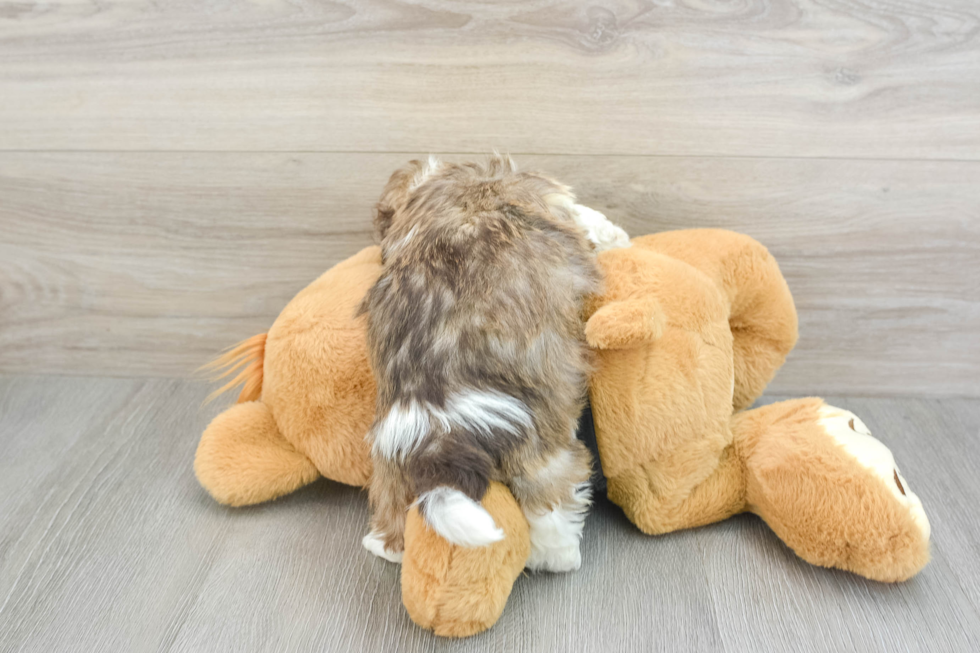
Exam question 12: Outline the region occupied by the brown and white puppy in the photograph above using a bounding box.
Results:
[361,155,628,572]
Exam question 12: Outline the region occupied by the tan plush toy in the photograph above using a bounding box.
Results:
[195,229,931,638]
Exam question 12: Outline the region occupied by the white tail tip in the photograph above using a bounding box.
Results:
[419,487,505,548]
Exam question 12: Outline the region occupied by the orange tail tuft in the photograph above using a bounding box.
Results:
[199,333,267,404]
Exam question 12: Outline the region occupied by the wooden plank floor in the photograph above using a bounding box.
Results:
[0,375,978,653]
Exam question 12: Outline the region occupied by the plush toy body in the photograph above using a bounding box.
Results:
[587,231,929,583]
[196,230,930,638]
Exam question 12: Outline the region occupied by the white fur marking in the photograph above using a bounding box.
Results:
[372,390,531,460]
[543,192,575,210]
[533,448,576,486]
[410,155,441,191]
[362,530,404,563]
[818,405,930,540]
[570,204,631,252]
[419,487,505,548]
[371,401,430,460]
[525,482,591,573]
[543,193,630,252]
[446,389,533,437]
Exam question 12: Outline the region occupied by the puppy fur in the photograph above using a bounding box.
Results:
[362,155,610,572]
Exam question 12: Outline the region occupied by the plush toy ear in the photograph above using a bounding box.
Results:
[585,297,667,350]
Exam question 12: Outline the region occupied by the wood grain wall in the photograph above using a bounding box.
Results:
[1,0,978,396]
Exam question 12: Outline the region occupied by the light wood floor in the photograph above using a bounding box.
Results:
[2,1,979,651]
[1,376,978,653]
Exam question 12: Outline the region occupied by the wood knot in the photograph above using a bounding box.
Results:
[585,7,620,45]
[833,67,861,86]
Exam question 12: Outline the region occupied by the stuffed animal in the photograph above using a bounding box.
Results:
[195,229,930,638]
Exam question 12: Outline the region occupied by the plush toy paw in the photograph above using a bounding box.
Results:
[362,530,404,564]
[195,401,320,507]
[585,297,667,350]
[817,405,930,540]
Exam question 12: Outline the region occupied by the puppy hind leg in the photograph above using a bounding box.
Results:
[512,440,593,573]
[364,456,413,563]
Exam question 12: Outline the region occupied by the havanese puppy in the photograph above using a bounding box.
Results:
[361,155,629,572]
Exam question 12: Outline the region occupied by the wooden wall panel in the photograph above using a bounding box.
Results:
[0,0,978,158]
[2,153,977,396]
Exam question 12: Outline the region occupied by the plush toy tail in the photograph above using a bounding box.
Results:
[200,333,267,404]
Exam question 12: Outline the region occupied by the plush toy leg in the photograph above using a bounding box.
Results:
[607,442,747,535]
[401,482,530,638]
[735,398,931,582]
[195,401,320,507]
[633,230,799,411]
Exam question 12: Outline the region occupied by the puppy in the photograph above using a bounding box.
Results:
[361,155,628,572]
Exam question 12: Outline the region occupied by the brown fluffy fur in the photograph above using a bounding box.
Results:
[362,156,599,554]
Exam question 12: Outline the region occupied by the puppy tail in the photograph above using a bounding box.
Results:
[417,486,504,548]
